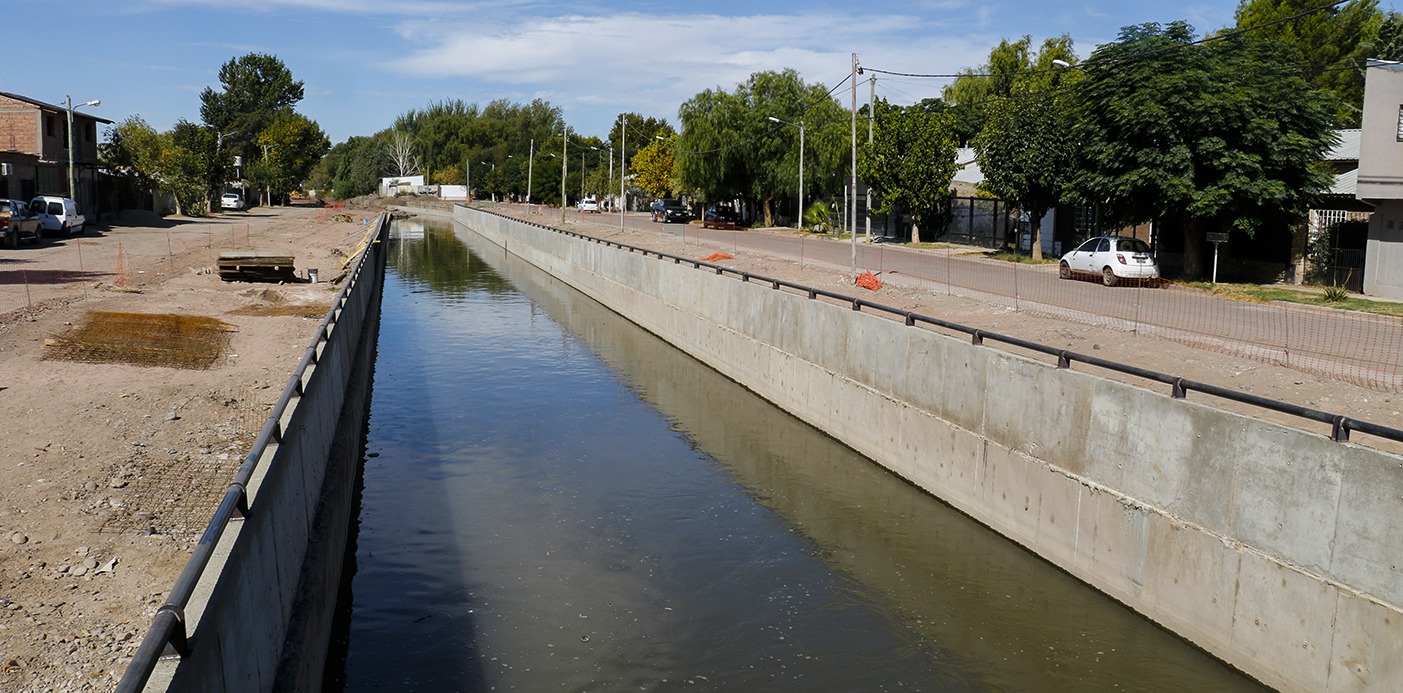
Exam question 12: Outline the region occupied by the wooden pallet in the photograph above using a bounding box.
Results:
[217,251,297,283]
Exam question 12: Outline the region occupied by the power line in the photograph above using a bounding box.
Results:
[863,0,1352,79]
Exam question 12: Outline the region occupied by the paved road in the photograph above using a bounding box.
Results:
[507,203,1403,392]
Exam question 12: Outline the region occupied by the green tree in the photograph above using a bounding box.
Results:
[941,35,1077,144]
[169,120,223,213]
[200,53,306,167]
[1377,10,1403,60]
[858,98,959,242]
[1232,0,1381,126]
[973,53,1081,260]
[103,116,166,204]
[1071,22,1337,278]
[676,70,847,225]
[252,111,330,204]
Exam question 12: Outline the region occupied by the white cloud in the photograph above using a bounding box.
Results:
[380,10,993,126]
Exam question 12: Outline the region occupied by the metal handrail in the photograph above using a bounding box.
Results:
[117,213,388,693]
[490,208,1403,446]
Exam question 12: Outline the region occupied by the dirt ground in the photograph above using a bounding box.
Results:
[0,202,377,692]
[0,197,1398,692]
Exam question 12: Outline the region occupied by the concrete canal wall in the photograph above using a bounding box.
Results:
[136,219,387,692]
[456,205,1403,693]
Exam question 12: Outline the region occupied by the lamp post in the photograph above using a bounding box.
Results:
[66,96,100,205]
[526,138,535,210]
[619,117,626,231]
[560,128,568,226]
[768,116,804,229]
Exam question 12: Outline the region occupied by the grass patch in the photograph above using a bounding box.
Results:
[986,251,1059,265]
[1178,282,1403,317]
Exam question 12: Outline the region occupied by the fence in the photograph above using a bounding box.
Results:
[841,241,1403,392]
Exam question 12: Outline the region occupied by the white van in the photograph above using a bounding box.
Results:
[30,196,86,235]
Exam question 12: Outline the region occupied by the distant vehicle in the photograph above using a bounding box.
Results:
[221,193,246,211]
[1059,235,1159,286]
[577,196,600,213]
[0,199,41,248]
[30,195,85,236]
[650,198,690,223]
[701,203,739,230]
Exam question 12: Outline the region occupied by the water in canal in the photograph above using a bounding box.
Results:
[327,216,1266,692]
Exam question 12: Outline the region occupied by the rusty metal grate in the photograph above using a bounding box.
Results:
[97,406,267,541]
[228,303,327,318]
[44,312,236,370]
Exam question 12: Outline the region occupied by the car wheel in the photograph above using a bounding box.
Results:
[1102,267,1118,287]
[1059,261,1071,280]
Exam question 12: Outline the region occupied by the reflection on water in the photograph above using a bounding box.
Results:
[329,215,1266,692]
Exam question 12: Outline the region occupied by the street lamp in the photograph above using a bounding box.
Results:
[66,96,100,205]
[768,116,804,230]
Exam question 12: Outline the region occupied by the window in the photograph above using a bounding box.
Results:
[45,115,54,137]
[1095,238,1111,253]
[1397,105,1403,142]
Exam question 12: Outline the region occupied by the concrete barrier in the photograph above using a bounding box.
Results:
[126,217,387,692]
[456,205,1403,693]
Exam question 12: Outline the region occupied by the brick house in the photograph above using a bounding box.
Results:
[0,91,112,215]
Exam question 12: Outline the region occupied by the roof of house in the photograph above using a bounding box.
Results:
[0,92,113,124]
[1324,129,1360,162]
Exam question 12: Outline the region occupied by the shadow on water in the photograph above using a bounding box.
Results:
[324,216,494,692]
[329,214,1266,692]
[457,223,1267,693]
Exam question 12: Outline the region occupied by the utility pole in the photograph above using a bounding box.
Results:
[850,53,859,282]
[527,138,534,210]
[619,116,627,232]
[555,126,561,224]
[867,75,875,240]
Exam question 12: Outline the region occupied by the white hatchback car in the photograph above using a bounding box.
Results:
[1059,235,1159,286]
[577,196,599,213]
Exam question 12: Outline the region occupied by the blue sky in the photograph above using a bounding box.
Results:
[5,1,1259,144]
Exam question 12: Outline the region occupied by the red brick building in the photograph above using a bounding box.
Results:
[0,91,112,215]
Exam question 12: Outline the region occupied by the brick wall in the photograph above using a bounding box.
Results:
[0,96,39,155]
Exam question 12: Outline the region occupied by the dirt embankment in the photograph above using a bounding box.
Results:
[0,202,377,692]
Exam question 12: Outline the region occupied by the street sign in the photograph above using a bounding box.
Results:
[1205,232,1230,243]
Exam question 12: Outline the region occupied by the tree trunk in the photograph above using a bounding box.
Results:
[762,197,773,228]
[1181,218,1204,280]
[911,220,922,244]
[1029,208,1046,261]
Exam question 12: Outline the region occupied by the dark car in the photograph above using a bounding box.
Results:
[701,204,739,229]
[650,198,690,223]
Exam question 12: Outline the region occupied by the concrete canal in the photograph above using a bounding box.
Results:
[325,216,1267,691]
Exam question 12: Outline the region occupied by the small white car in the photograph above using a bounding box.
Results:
[221,193,246,211]
[1059,235,1159,286]
[577,196,600,213]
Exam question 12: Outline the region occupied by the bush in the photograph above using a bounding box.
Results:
[803,201,831,233]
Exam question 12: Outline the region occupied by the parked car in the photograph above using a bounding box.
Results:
[649,198,690,223]
[0,199,41,248]
[1059,235,1159,286]
[701,204,739,230]
[30,195,85,236]
[577,196,600,213]
[221,192,246,210]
